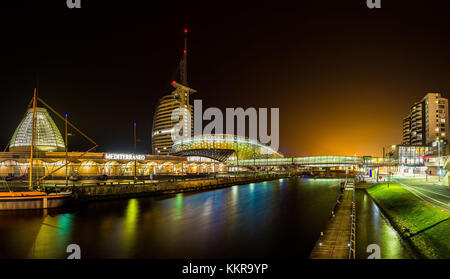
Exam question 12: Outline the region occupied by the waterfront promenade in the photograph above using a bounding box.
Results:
[309,181,355,259]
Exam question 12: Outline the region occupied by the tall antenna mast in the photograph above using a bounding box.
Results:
[179,28,188,86]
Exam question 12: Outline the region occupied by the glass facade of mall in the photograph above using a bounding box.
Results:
[0,152,228,179]
[172,134,283,161]
[393,145,429,166]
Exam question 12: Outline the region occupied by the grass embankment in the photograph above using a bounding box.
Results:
[367,183,450,259]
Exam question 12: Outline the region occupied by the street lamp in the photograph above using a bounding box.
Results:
[438,139,444,181]
[133,121,137,184]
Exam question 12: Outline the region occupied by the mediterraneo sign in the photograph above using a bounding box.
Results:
[104,153,146,160]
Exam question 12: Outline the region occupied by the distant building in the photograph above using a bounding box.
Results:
[389,145,429,166]
[401,93,448,147]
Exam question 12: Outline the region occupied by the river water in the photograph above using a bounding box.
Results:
[0,177,414,259]
[355,190,416,259]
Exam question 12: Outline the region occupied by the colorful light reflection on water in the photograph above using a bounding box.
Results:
[0,178,415,259]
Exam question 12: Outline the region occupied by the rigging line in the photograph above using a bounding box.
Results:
[31,97,98,183]
[3,97,35,152]
[37,97,97,146]
[37,144,98,183]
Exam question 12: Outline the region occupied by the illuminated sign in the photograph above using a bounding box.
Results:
[104,153,146,160]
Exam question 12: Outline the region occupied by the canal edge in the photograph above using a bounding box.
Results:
[361,188,425,259]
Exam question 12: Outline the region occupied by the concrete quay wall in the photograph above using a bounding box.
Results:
[72,174,288,202]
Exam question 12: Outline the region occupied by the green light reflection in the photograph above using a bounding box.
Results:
[174,193,184,220]
[123,199,140,255]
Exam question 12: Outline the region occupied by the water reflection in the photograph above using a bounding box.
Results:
[27,212,74,258]
[123,199,139,256]
[249,183,255,193]
[0,178,413,259]
[174,194,183,220]
[355,191,415,259]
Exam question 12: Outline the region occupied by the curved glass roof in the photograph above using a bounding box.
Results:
[9,107,65,152]
[172,134,283,160]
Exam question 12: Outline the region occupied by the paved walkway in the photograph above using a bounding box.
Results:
[309,185,354,259]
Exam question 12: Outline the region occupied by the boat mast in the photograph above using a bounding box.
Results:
[65,113,68,186]
[29,88,37,190]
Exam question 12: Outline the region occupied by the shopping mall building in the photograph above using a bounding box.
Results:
[0,107,281,180]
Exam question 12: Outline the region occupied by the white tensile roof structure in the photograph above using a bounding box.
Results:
[9,107,65,152]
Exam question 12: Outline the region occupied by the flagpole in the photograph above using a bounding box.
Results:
[29,88,37,190]
[65,113,68,186]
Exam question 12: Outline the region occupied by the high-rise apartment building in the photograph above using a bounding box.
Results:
[423,93,448,144]
[402,93,448,146]
[410,100,426,145]
[402,116,411,145]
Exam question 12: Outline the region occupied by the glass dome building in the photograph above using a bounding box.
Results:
[171,134,283,162]
[9,107,65,152]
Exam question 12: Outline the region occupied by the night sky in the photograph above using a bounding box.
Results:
[1,0,450,156]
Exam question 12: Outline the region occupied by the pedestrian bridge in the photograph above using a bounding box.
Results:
[228,155,394,167]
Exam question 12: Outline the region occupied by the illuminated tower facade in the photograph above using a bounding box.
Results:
[423,92,448,145]
[402,116,411,145]
[402,93,449,146]
[410,100,426,146]
[151,29,196,155]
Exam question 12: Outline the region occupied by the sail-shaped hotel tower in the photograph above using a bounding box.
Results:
[151,29,196,155]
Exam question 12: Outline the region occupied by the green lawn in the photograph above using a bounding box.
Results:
[367,183,450,259]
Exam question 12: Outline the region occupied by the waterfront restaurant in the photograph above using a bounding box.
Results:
[0,151,228,180]
[0,107,227,180]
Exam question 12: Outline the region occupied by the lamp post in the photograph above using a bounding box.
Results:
[134,121,137,184]
[213,135,216,179]
[438,139,443,181]
[235,136,239,177]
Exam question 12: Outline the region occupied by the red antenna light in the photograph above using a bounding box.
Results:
[184,28,188,34]
[171,80,176,84]
[183,49,187,54]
